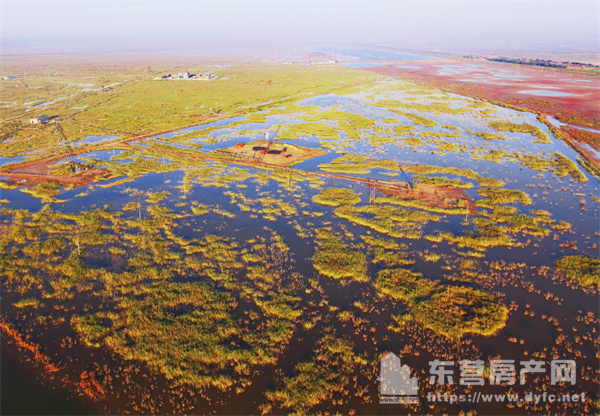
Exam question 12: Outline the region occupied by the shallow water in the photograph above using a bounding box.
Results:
[35,96,69,107]
[343,62,390,68]
[76,135,120,145]
[517,89,579,97]
[319,47,440,62]
[154,116,247,139]
[546,115,600,134]
[0,155,27,167]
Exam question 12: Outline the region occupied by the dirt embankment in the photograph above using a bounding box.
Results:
[375,182,477,214]
[1,158,111,188]
[216,139,326,167]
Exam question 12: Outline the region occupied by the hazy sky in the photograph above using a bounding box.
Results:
[1,1,598,54]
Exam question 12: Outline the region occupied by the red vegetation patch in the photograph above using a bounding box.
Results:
[80,371,106,401]
[367,60,599,128]
[562,126,600,151]
[0,322,60,373]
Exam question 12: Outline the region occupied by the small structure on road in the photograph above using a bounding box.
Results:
[29,115,50,124]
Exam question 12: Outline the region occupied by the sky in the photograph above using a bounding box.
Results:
[1,1,598,56]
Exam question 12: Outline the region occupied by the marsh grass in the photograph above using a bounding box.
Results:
[555,255,599,288]
[314,110,375,130]
[415,175,473,189]
[335,204,435,239]
[477,187,532,206]
[275,122,339,141]
[376,101,468,115]
[312,187,361,207]
[0,199,313,394]
[263,332,360,415]
[437,226,518,252]
[360,235,399,250]
[0,182,19,190]
[374,197,470,215]
[389,109,438,127]
[50,162,76,175]
[318,154,398,175]
[376,268,508,339]
[146,190,170,203]
[467,130,506,141]
[474,214,550,238]
[66,64,379,134]
[21,181,63,203]
[394,124,417,135]
[3,62,378,158]
[516,152,587,182]
[2,62,597,413]
[312,228,367,281]
[488,121,550,143]
[399,165,504,187]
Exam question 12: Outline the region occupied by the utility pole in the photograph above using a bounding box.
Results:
[55,123,70,164]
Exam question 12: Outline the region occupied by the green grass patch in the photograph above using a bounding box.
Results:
[467,130,506,140]
[312,187,361,207]
[438,226,518,252]
[21,181,63,203]
[318,154,399,175]
[374,197,470,215]
[399,164,504,187]
[555,255,599,288]
[488,121,550,143]
[312,228,367,281]
[516,152,587,182]
[376,268,508,339]
[415,175,473,189]
[390,109,438,127]
[360,235,399,250]
[275,122,340,140]
[263,332,359,414]
[335,204,435,239]
[146,190,170,203]
[477,187,532,205]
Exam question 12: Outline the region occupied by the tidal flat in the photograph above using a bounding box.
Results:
[0,57,598,415]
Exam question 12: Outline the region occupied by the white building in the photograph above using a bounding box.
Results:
[198,71,217,80]
[29,115,50,124]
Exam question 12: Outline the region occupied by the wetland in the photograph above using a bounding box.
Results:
[0,55,598,415]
